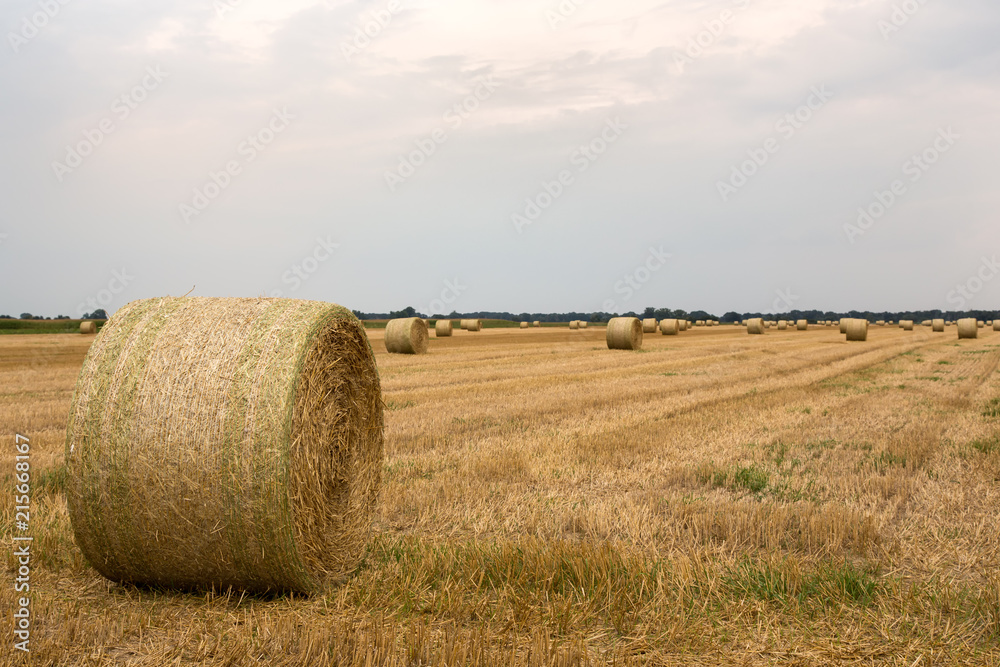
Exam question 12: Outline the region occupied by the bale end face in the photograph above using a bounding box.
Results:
[80,321,96,334]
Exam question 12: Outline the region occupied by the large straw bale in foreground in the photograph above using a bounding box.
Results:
[607,317,642,350]
[747,318,765,335]
[65,297,384,594]
[79,321,96,334]
[845,318,868,341]
[957,318,978,339]
[660,319,679,335]
[385,317,429,354]
[434,319,452,337]
[932,319,945,332]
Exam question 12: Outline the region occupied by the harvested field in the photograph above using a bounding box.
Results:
[3,325,1000,665]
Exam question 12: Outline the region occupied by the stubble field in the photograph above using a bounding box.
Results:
[2,324,1000,665]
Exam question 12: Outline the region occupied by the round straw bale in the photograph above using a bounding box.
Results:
[994,321,1000,332]
[695,320,705,327]
[533,321,540,327]
[777,320,788,330]
[932,319,945,332]
[520,321,529,328]
[607,317,642,350]
[679,320,688,331]
[461,319,481,332]
[79,321,96,334]
[747,318,765,335]
[977,320,985,328]
[901,320,914,331]
[957,318,978,339]
[65,297,383,594]
[642,318,657,333]
[435,319,453,337]
[660,318,679,335]
[839,320,848,334]
[580,321,588,329]
[845,318,868,341]
[385,317,429,354]
[796,319,808,330]
[569,320,580,330]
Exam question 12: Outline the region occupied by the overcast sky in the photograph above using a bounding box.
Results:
[2,0,998,317]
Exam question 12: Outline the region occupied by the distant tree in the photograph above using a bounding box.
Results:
[55,315,69,320]
[722,311,741,323]
[389,306,418,319]
[0,314,11,319]
[82,309,108,320]
[19,313,32,320]
[642,306,656,318]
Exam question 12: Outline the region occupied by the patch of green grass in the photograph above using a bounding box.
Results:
[386,399,415,411]
[660,372,679,377]
[723,559,881,606]
[970,437,998,455]
[982,397,1000,418]
[917,376,942,382]
[732,465,769,493]
[937,360,953,365]
[873,451,907,471]
[35,464,66,496]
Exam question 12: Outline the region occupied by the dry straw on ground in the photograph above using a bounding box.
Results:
[435,320,453,337]
[933,319,945,332]
[845,318,868,341]
[79,321,95,334]
[606,317,642,350]
[746,318,765,335]
[64,296,384,594]
[660,319,679,335]
[957,318,978,339]
[642,318,657,333]
[386,317,429,354]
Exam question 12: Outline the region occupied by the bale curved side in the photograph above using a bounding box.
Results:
[845,319,868,341]
[796,320,808,331]
[747,318,765,335]
[660,319,678,335]
[642,318,657,333]
[607,317,642,350]
[435,320,453,337]
[65,296,383,594]
[957,318,978,339]
[79,321,96,334]
[520,321,529,329]
[569,320,580,330]
[932,319,945,332]
[385,317,429,354]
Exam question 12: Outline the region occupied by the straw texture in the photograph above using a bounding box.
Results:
[606,317,642,350]
[660,319,679,335]
[845,319,868,341]
[64,296,384,594]
[957,318,978,339]
[385,317,429,354]
[434,319,452,337]
[747,318,765,335]
[80,321,96,334]
[932,319,945,332]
